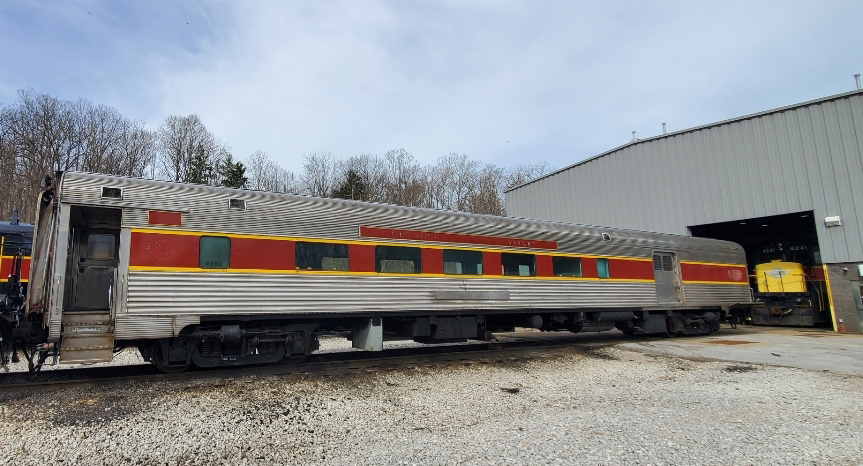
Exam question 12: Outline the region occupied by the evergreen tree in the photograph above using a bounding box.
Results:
[187,145,214,185]
[220,154,248,189]
[331,169,369,200]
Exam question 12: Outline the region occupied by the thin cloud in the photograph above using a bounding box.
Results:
[1,0,860,171]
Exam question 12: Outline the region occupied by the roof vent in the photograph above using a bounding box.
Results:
[229,199,246,210]
[601,233,611,241]
[101,187,122,199]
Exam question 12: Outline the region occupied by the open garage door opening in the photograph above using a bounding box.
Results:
[689,211,831,327]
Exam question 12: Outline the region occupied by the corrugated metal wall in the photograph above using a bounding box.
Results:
[507,90,863,264]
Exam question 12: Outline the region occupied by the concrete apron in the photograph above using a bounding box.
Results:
[619,326,863,375]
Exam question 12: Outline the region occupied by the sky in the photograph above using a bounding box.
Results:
[0,1,860,171]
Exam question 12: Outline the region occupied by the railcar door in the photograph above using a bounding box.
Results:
[59,205,121,364]
[652,252,681,303]
[70,229,119,310]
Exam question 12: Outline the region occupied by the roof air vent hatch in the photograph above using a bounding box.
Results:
[229,199,246,210]
[601,233,611,241]
[101,187,122,199]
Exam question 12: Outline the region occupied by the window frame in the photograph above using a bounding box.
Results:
[295,241,349,271]
[199,236,231,269]
[501,252,536,277]
[552,256,582,277]
[375,245,422,274]
[596,258,610,279]
[442,249,484,275]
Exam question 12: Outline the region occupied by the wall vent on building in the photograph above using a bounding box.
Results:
[101,187,123,199]
[229,199,246,210]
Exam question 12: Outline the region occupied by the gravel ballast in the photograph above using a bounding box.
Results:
[2,344,862,465]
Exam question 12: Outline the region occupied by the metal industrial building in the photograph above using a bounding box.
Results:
[506,89,863,333]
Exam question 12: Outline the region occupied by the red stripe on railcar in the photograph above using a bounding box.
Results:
[422,248,443,274]
[483,252,502,276]
[147,211,182,226]
[231,237,293,270]
[535,255,553,277]
[806,267,825,281]
[606,259,654,280]
[680,263,748,283]
[359,226,557,250]
[349,244,376,272]
[0,257,30,281]
[581,258,598,279]
[130,232,199,268]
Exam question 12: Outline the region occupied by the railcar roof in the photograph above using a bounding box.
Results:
[57,171,743,253]
[0,221,34,235]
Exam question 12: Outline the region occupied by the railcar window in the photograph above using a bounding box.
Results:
[443,250,483,275]
[200,236,230,268]
[597,258,610,279]
[295,242,349,271]
[654,254,674,271]
[87,234,116,260]
[501,253,535,276]
[661,255,674,271]
[552,256,582,277]
[1,234,32,256]
[376,246,421,274]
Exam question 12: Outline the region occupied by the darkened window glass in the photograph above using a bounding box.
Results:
[1,234,33,256]
[597,258,610,279]
[552,256,582,277]
[200,236,230,268]
[443,249,483,275]
[501,253,535,276]
[661,255,674,272]
[653,255,662,271]
[87,234,116,260]
[295,242,349,271]
[375,246,421,274]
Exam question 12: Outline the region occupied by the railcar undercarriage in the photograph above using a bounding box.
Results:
[128,308,722,373]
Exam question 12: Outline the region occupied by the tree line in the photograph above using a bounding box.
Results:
[1,89,550,222]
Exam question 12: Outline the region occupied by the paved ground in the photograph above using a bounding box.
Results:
[618,325,863,375]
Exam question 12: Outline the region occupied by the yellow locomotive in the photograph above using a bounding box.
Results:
[749,259,827,326]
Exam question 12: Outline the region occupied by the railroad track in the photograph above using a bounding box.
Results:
[0,334,614,393]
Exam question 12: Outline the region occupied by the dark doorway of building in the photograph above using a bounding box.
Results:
[689,211,830,327]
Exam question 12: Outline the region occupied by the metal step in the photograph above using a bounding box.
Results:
[60,311,115,364]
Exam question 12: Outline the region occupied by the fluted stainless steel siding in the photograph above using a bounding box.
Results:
[126,271,657,316]
[683,284,751,306]
[115,315,201,339]
[506,90,863,264]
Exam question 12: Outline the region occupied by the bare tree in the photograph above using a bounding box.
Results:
[0,89,162,220]
[504,162,552,191]
[429,153,481,211]
[300,151,337,197]
[383,148,426,207]
[156,114,222,183]
[246,150,299,193]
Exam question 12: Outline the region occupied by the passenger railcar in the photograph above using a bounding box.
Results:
[13,172,750,372]
[0,212,32,307]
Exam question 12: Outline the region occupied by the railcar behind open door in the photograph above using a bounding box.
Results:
[653,252,682,303]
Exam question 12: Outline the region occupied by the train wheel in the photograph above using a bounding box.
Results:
[152,342,191,373]
[282,355,307,365]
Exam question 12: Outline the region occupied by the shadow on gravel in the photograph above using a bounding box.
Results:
[723,364,758,373]
[580,346,619,361]
[2,390,153,427]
